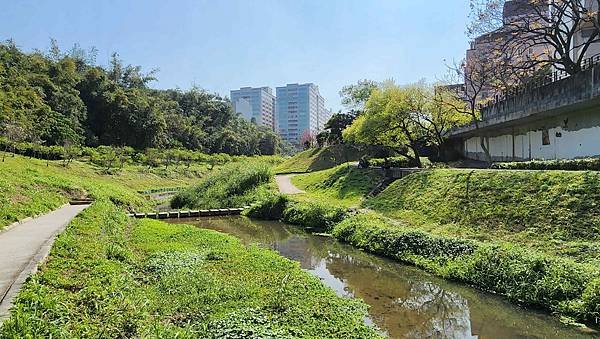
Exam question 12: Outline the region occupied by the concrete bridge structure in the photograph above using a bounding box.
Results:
[450,60,600,162]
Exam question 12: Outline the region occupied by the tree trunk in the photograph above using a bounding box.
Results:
[410,144,423,168]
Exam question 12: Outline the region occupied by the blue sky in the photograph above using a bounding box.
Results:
[0,0,471,111]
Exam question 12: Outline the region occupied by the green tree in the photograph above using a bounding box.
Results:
[339,79,379,111]
[344,83,429,167]
[323,113,355,144]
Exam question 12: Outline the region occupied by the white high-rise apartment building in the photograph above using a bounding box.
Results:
[230,87,276,130]
[276,83,330,146]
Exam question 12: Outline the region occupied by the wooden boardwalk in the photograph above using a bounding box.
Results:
[128,207,250,219]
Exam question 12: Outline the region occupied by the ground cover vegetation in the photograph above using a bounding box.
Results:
[0,39,290,157]
[366,169,600,263]
[0,200,381,338]
[0,148,281,230]
[290,165,600,264]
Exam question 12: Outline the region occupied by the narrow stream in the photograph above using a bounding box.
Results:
[169,217,596,339]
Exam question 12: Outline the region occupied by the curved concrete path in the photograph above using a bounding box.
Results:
[0,204,90,321]
[275,175,305,195]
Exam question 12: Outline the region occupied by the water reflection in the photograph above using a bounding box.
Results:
[169,217,595,339]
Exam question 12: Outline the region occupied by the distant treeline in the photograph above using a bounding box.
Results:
[0,40,291,156]
[0,138,282,172]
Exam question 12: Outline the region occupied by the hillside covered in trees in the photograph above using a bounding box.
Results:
[0,40,288,156]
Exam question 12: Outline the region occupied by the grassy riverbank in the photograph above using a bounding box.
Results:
[366,169,600,264]
[291,166,600,264]
[290,165,383,207]
[248,166,600,325]
[0,201,379,337]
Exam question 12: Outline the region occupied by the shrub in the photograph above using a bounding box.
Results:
[282,201,348,232]
[244,194,289,220]
[171,162,274,209]
[451,245,595,309]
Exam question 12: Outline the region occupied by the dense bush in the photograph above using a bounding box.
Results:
[492,158,600,171]
[171,162,273,209]
[333,213,476,260]
[243,194,289,220]
[0,139,66,160]
[580,278,600,321]
[281,201,348,233]
[450,245,596,314]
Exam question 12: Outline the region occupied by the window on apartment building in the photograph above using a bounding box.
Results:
[542,129,551,146]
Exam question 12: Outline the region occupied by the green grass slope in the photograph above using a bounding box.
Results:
[0,201,380,338]
[275,144,368,174]
[0,155,202,229]
[291,164,384,207]
[365,169,600,263]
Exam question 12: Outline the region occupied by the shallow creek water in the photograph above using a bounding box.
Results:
[169,217,596,339]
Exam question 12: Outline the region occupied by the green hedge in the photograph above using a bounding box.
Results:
[0,139,65,160]
[333,213,477,259]
[492,158,600,171]
[0,140,283,168]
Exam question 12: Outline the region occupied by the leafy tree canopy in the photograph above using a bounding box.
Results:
[0,39,285,156]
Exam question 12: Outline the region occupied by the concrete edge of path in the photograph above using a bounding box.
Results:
[0,204,90,323]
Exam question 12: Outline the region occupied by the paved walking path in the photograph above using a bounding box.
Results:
[275,175,305,195]
[0,204,90,321]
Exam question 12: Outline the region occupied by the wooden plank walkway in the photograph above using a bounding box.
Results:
[128,207,251,219]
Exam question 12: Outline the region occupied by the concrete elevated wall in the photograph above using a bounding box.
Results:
[464,108,600,161]
[452,63,600,161]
